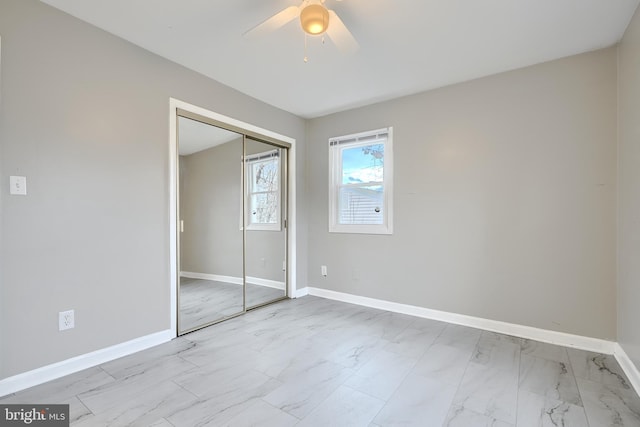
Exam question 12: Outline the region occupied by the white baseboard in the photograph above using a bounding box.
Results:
[614,343,640,396]
[181,272,285,290]
[0,330,172,397]
[306,287,616,355]
[293,287,309,298]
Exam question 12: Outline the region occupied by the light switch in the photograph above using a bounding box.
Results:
[10,176,27,195]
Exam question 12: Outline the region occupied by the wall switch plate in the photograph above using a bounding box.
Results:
[321,265,327,277]
[9,176,27,195]
[59,310,75,331]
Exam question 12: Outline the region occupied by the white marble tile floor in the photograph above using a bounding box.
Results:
[2,296,640,426]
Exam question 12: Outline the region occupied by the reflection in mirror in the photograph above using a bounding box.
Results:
[178,116,244,333]
[245,137,287,308]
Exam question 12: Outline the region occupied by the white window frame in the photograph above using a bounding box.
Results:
[245,149,282,231]
[328,127,393,235]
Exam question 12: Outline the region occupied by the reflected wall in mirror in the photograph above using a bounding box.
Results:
[244,137,287,308]
[178,116,244,333]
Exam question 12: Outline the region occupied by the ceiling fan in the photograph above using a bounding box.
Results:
[244,0,359,57]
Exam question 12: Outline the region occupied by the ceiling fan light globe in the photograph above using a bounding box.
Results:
[300,4,329,35]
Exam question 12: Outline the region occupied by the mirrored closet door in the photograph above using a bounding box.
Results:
[244,138,287,309]
[178,117,244,333]
[176,111,289,335]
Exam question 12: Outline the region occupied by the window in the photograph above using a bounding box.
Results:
[329,127,393,234]
[245,149,281,231]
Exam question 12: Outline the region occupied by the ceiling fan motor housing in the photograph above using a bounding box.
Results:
[300,4,330,35]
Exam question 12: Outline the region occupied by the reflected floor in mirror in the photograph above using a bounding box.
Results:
[179,277,285,331]
[3,296,639,426]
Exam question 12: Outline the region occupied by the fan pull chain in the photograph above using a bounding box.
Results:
[304,33,308,63]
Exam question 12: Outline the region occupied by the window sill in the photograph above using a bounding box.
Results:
[329,224,392,235]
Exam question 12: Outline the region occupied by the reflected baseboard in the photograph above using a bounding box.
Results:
[180,271,285,290]
[246,276,285,290]
[180,271,242,285]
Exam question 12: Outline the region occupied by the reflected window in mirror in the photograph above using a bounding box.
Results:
[245,149,281,231]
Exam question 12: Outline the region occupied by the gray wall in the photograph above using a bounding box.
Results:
[0,0,305,378]
[180,140,243,278]
[618,6,640,370]
[306,47,618,340]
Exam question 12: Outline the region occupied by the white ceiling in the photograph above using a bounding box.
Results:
[41,0,639,119]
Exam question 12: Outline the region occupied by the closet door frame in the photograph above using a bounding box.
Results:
[169,98,297,338]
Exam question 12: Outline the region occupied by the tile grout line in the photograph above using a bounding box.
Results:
[513,341,522,427]
[565,348,594,427]
[440,327,482,425]
[326,316,437,425]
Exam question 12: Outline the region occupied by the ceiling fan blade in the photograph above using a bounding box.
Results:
[326,10,359,54]
[243,6,300,39]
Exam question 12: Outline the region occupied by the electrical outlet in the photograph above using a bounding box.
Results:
[321,265,327,277]
[59,310,75,331]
